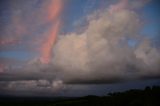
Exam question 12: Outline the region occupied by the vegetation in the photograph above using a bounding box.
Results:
[0,86,160,106]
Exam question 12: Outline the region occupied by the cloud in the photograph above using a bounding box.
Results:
[0,0,159,95]
[52,0,160,84]
[0,1,63,92]
[0,0,62,63]
[39,0,62,64]
[40,20,61,64]
[0,80,66,96]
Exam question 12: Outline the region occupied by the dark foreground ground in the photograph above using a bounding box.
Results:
[0,86,160,106]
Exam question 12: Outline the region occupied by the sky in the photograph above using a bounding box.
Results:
[0,0,160,97]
